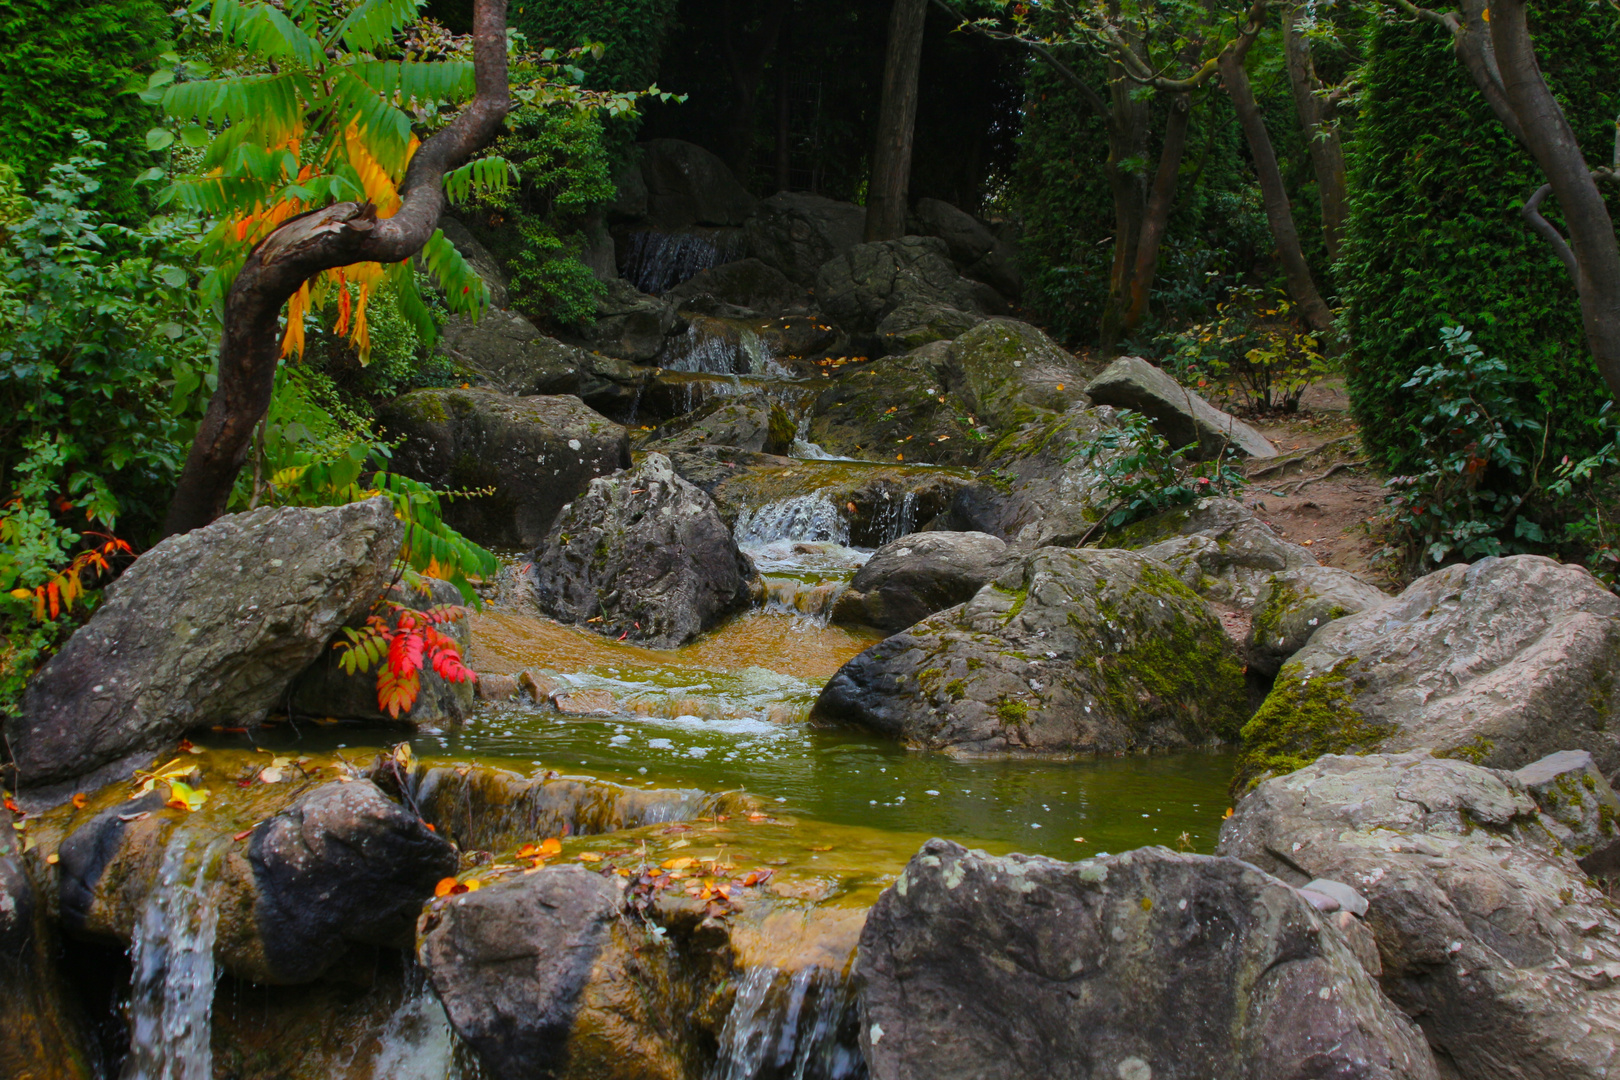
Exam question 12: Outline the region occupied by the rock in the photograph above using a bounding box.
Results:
[11,499,401,789]
[858,839,1438,1080]
[1221,750,1620,1080]
[945,318,1090,430]
[437,309,649,417]
[946,405,1122,546]
[811,547,1247,755]
[636,138,756,229]
[379,388,630,549]
[1514,749,1620,878]
[1119,497,1321,610]
[708,457,971,548]
[438,215,510,309]
[530,453,755,648]
[476,673,520,702]
[643,395,795,456]
[519,670,561,701]
[744,191,868,287]
[419,866,630,1080]
[286,577,474,727]
[1303,878,1370,917]
[550,689,619,716]
[1086,355,1278,459]
[1,817,97,1080]
[607,152,648,221]
[1246,564,1389,676]
[250,780,457,983]
[910,197,1022,299]
[830,531,1011,632]
[814,236,983,334]
[874,299,981,353]
[1238,555,1620,788]
[572,278,678,362]
[662,257,810,317]
[802,343,985,466]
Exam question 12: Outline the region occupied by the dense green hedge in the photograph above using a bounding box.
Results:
[1341,4,1620,472]
[0,0,168,219]
[512,0,677,92]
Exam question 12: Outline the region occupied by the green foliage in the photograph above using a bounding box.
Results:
[509,0,677,94]
[305,277,455,408]
[508,220,605,326]
[0,0,170,220]
[1160,285,1330,413]
[1341,3,1620,473]
[1073,411,1247,532]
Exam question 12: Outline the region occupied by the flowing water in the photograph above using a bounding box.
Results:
[622,229,748,295]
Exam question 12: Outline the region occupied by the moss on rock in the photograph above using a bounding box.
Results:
[1233,658,1394,794]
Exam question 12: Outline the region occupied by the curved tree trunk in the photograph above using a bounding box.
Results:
[866,0,930,241]
[1121,92,1194,335]
[162,0,513,536]
[1098,47,1152,353]
[1284,4,1348,265]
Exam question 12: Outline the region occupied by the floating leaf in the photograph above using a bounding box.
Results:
[577,852,602,863]
[662,856,695,870]
[166,781,209,812]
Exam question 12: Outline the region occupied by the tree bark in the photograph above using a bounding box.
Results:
[1098,38,1152,352]
[162,0,512,536]
[865,0,929,241]
[1218,40,1335,335]
[1284,4,1349,265]
[1121,93,1194,335]
[1489,0,1620,400]
[719,0,792,181]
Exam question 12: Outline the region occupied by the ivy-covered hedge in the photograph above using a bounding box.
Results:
[0,0,168,220]
[1341,4,1620,472]
[511,0,677,92]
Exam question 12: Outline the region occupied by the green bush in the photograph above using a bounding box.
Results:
[509,0,677,93]
[1341,4,1620,473]
[0,0,170,221]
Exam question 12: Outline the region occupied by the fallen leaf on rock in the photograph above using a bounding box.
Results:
[434,877,461,898]
[45,853,59,865]
[71,793,87,810]
[578,852,603,862]
[663,856,695,870]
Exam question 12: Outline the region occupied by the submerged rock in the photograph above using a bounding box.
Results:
[811,548,1247,755]
[1237,555,1620,788]
[858,840,1437,1080]
[815,236,984,334]
[745,191,868,286]
[1085,355,1278,459]
[379,388,630,549]
[1221,750,1620,1080]
[530,453,756,648]
[1245,563,1389,676]
[11,498,400,790]
[945,318,1090,430]
[831,531,1011,633]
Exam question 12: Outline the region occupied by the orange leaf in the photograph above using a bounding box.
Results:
[434,877,460,898]
[539,837,562,857]
[71,793,87,810]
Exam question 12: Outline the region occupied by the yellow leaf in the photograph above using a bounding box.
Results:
[578,852,603,862]
[538,837,562,857]
[662,856,696,870]
[166,781,208,812]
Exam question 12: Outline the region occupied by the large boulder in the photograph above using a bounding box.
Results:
[1514,750,1620,878]
[379,388,630,549]
[661,257,810,318]
[858,840,1438,1080]
[802,342,986,466]
[909,197,1021,299]
[1237,555,1620,788]
[1086,355,1278,459]
[811,548,1248,755]
[636,139,756,229]
[814,236,984,335]
[530,453,756,648]
[642,395,795,456]
[437,308,649,416]
[10,499,401,789]
[744,191,868,286]
[874,299,981,353]
[945,318,1090,430]
[571,278,678,362]
[830,531,1011,632]
[1220,750,1620,1080]
[1246,564,1389,676]
[1119,497,1321,610]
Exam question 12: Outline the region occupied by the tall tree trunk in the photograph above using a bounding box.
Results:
[1284,4,1348,265]
[1098,50,1152,352]
[774,16,792,192]
[1122,92,1194,335]
[1218,42,1335,335]
[162,0,512,536]
[866,0,929,241]
[1490,0,1620,400]
[720,0,792,181]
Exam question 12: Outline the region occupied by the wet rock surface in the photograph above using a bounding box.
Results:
[858,839,1437,1080]
[1238,555,1620,786]
[815,236,984,335]
[11,499,401,790]
[831,531,1012,633]
[709,458,971,548]
[745,191,868,286]
[379,388,630,549]
[1221,750,1620,1080]
[803,343,985,466]
[812,548,1248,755]
[530,453,756,648]
[571,278,679,362]
[642,394,795,456]
[1086,355,1278,459]
[662,257,810,317]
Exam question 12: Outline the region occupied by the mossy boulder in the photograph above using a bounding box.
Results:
[529,453,756,648]
[1514,750,1620,879]
[803,342,987,465]
[1117,497,1319,610]
[945,317,1092,431]
[567,277,678,362]
[875,299,982,353]
[810,547,1248,755]
[814,236,985,334]
[1236,555,1620,790]
[640,395,795,456]
[1246,565,1389,676]
[379,388,630,548]
[1085,355,1277,459]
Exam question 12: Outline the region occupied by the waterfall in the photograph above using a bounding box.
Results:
[760,577,846,624]
[708,965,865,1080]
[364,963,473,1080]
[869,489,919,547]
[659,321,788,379]
[622,230,747,295]
[122,835,226,1080]
[735,493,850,546]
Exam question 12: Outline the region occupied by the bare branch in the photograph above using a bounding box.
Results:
[1522,183,1581,279]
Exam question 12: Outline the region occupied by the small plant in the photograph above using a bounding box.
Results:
[1160,285,1330,413]
[1073,410,1247,532]
[334,594,476,718]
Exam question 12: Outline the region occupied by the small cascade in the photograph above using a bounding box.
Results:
[868,489,919,547]
[761,576,846,624]
[661,322,749,376]
[788,438,856,463]
[708,965,865,1080]
[365,963,476,1080]
[740,326,794,380]
[735,493,850,546]
[622,229,747,295]
[122,835,227,1080]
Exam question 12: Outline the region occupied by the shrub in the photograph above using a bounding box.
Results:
[1073,410,1247,534]
[1160,285,1330,414]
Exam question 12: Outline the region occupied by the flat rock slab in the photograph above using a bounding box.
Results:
[1086,355,1277,458]
[857,840,1437,1080]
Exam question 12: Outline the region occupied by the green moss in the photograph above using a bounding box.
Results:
[997,698,1031,723]
[1601,802,1617,836]
[1234,658,1394,795]
[1432,736,1495,766]
[946,679,968,700]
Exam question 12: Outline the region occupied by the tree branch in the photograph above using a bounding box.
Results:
[1521,183,1579,279]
